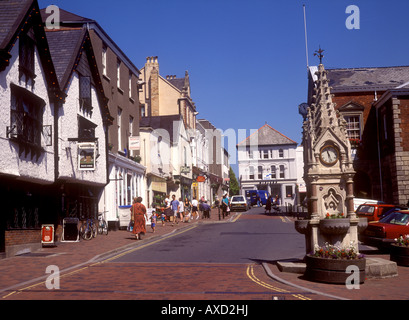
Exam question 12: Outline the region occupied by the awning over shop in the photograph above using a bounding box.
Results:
[150,175,167,193]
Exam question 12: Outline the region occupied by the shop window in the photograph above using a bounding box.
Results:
[7,207,40,230]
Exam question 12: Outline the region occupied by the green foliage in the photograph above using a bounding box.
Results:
[229,166,239,196]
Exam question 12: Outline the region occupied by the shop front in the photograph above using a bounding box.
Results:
[103,152,146,230]
[0,177,57,257]
[149,174,167,208]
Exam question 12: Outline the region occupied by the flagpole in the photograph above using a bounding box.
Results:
[303,4,309,70]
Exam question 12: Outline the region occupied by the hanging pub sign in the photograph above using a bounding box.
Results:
[196,175,206,182]
[78,142,96,170]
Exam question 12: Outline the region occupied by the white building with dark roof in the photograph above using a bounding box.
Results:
[237,123,301,207]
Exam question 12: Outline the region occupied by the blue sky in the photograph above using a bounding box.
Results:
[38,0,409,173]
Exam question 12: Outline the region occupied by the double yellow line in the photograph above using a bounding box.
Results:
[246,264,311,300]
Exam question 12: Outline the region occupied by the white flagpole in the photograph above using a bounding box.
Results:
[303,4,309,69]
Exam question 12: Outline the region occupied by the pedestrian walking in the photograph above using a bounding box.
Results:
[202,201,211,219]
[214,196,221,220]
[265,195,272,215]
[130,197,148,240]
[151,210,157,233]
[275,195,280,206]
[256,194,261,207]
[221,194,229,219]
[199,196,204,219]
[178,197,184,223]
[160,208,166,226]
[171,194,180,225]
[164,195,172,223]
[184,197,191,222]
[191,197,199,220]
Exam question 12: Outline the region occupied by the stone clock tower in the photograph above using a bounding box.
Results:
[297,55,360,253]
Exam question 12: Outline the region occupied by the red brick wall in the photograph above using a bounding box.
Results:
[332,92,383,125]
[5,230,41,247]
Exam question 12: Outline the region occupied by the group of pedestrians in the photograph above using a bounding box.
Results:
[163,195,213,224]
[128,193,232,240]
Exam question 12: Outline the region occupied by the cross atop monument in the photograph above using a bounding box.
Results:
[314,46,325,64]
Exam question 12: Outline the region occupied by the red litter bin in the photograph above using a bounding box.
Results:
[41,224,55,247]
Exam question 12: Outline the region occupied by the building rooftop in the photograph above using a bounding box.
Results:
[237,124,297,147]
[45,28,85,86]
[310,65,409,93]
[0,0,33,48]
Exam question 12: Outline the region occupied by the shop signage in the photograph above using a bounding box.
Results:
[78,142,96,170]
[41,224,55,246]
[196,175,206,182]
[129,136,140,151]
[180,166,191,174]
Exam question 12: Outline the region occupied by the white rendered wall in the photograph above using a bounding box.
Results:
[58,72,107,186]
[0,39,55,184]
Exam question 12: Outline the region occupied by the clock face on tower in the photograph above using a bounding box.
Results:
[320,145,339,166]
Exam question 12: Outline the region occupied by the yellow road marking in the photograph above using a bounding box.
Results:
[246,264,311,300]
[230,213,242,223]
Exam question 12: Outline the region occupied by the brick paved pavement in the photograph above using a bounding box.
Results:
[1,208,409,300]
[0,208,241,298]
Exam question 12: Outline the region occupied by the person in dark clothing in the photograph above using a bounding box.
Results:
[202,201,211,219]
[265,195,272,215]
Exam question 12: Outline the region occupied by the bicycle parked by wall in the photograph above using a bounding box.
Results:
[79,218,97,240]
[98,211,108,235]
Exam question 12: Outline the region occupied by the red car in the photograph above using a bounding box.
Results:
[355,203,397,222]
[361,210,409,248]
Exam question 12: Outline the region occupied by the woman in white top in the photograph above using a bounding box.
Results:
[191,197,199,220]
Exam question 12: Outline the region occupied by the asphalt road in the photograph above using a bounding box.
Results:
[112,208,306,264]
[1,207,314,301]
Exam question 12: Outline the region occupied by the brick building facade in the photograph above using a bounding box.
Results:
[308,65,409,204]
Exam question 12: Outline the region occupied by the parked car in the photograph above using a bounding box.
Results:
[230,195,248,212]
[355,203,398,222]
[361,210,409,248]
[353,198,383,212]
